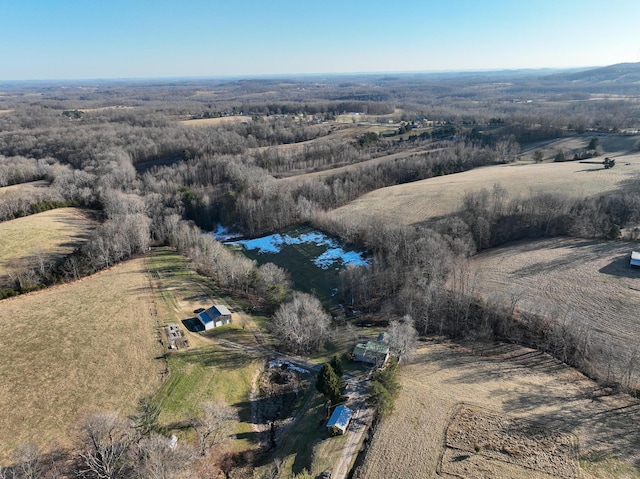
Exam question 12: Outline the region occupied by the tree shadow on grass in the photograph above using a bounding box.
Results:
[179,345,259,370]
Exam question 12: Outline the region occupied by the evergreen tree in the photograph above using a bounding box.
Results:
[316,363,342,405]
[330,354,344,378]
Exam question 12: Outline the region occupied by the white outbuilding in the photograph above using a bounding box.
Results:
[197,305,232,330]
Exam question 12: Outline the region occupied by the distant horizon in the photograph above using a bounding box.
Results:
[0,64,607,85]
[2,0,639,82]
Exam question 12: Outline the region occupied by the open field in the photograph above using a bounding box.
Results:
[180,115,252,126]
[147,247,261,349]
[0,257,164,461]
[470,238,640,385]
[0,179,51,201]
[0,207,95,281]
[355,341,640,479]
[328,136,640,226]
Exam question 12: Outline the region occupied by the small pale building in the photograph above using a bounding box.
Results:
[197,305,232,330]
[631,251,640,268]
[326,405,353,435]
[353,341,390,367]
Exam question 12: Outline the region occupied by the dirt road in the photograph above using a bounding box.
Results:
[211,336,374,478]
[331,375,375,479]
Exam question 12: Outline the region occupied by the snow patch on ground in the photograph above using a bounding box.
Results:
[218,228,370,269]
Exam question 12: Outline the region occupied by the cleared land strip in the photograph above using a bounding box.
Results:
[0,207,95,281]
[328,150,640,226]
[355,341,640,479]
[0,257,164,461]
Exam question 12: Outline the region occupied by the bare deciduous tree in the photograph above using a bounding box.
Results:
[13,443,42,479]
[78,412,132,479]
[385,315,418,363]
[190,401,238,457]
[132,434,195,479]
[271,292,330,354]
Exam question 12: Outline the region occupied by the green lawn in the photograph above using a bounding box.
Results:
[155,344,262,449]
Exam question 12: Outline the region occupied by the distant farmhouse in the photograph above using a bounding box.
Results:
[197,305,232,330]
[353,340,390,368]
[631,251,640,268]
[326,405,353,435]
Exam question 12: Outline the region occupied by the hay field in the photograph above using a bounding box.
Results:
[0,180,51,201]
[328,145,640,226]
[0,208,95,280]
[356,341,640,479]
[180,115,251,126]
[470,238,640,384]
[0,257,164,461]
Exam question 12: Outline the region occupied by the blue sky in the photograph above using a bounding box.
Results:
[1,0,639,80]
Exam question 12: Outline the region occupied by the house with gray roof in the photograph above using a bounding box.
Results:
[353,340,390,367]
[197,305,232,330]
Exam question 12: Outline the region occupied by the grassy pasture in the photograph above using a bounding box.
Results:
[328,136,640,226]
[470,238,640,385]
[0,179,51,201]
[356,341,640,479]
[0,257,164,462]
[146,247,266,448]
[180,115,251,126]
[0,207,95,281]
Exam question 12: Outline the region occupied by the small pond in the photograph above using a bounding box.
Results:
[212,225,369,306]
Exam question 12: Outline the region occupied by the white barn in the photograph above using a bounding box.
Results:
[631,251,640,268]
[197,305,232,330]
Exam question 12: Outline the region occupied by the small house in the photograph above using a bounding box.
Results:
[353,341,390,367]
[197,305,232,330]
[326,405,353,435]
[631,251,640,268]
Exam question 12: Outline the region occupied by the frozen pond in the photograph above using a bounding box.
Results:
[224,230,369,270]
[211,225,370,304]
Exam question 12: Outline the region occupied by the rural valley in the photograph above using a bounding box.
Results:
[1,62,640,479]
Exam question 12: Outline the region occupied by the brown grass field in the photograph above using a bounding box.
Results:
[0,208,95,281]
[470,238,640,386]
[328,135,640,226]
[0,257,164,462]
[180,115,252,126]
[0,180,51,201]
[355,340,640,479]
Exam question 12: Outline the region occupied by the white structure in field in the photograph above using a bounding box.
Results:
[326,405,353,435]
[197,305,232,330]
[631,251,640,268]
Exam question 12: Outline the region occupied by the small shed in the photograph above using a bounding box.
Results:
[353,341,390,367]
[631,251,640,268]
[197,305,232,330]
[326,405,353,435]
